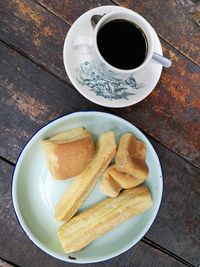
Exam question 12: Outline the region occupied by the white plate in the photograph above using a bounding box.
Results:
[12,111,163,264]
[64,6,163,108]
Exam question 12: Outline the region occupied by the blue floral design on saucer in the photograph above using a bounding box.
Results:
[76,61,144,100]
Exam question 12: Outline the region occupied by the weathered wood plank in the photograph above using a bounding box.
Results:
[0,0,69,80]
[0,159,191,267]
[36,0,113,25]
[0,42,103,163]
[0,42,199,265]
[113,0,200,66]
[146,139,200,265]
[0,0,199,167]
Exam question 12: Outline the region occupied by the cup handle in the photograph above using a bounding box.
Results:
[72,36,93,54]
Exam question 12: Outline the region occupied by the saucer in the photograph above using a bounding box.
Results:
[63,6,163,108]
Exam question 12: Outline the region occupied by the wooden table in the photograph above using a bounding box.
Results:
[0,1,199,266]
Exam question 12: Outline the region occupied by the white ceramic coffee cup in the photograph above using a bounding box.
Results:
[73,10,155,78]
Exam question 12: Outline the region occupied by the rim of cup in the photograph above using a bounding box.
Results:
[93,10,155,74]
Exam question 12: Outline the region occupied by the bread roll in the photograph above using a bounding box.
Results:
[42,127,95,179]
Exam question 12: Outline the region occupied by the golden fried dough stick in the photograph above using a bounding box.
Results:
[55,131,116,221]
[58,186,152,253]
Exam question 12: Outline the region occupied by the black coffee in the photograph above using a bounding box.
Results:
[97,19,147,70]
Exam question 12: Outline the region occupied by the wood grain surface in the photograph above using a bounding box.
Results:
[36,0,113,25]
[0,159,190,267]
[0,0,68,80]
[0,41,199,265]
[0,41,103,163]
[146,140,200,266]
[0,0,199,167]
[113,0,200,66]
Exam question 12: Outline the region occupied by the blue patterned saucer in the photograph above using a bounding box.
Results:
[63,6,163,108]
[76,61,144,101]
